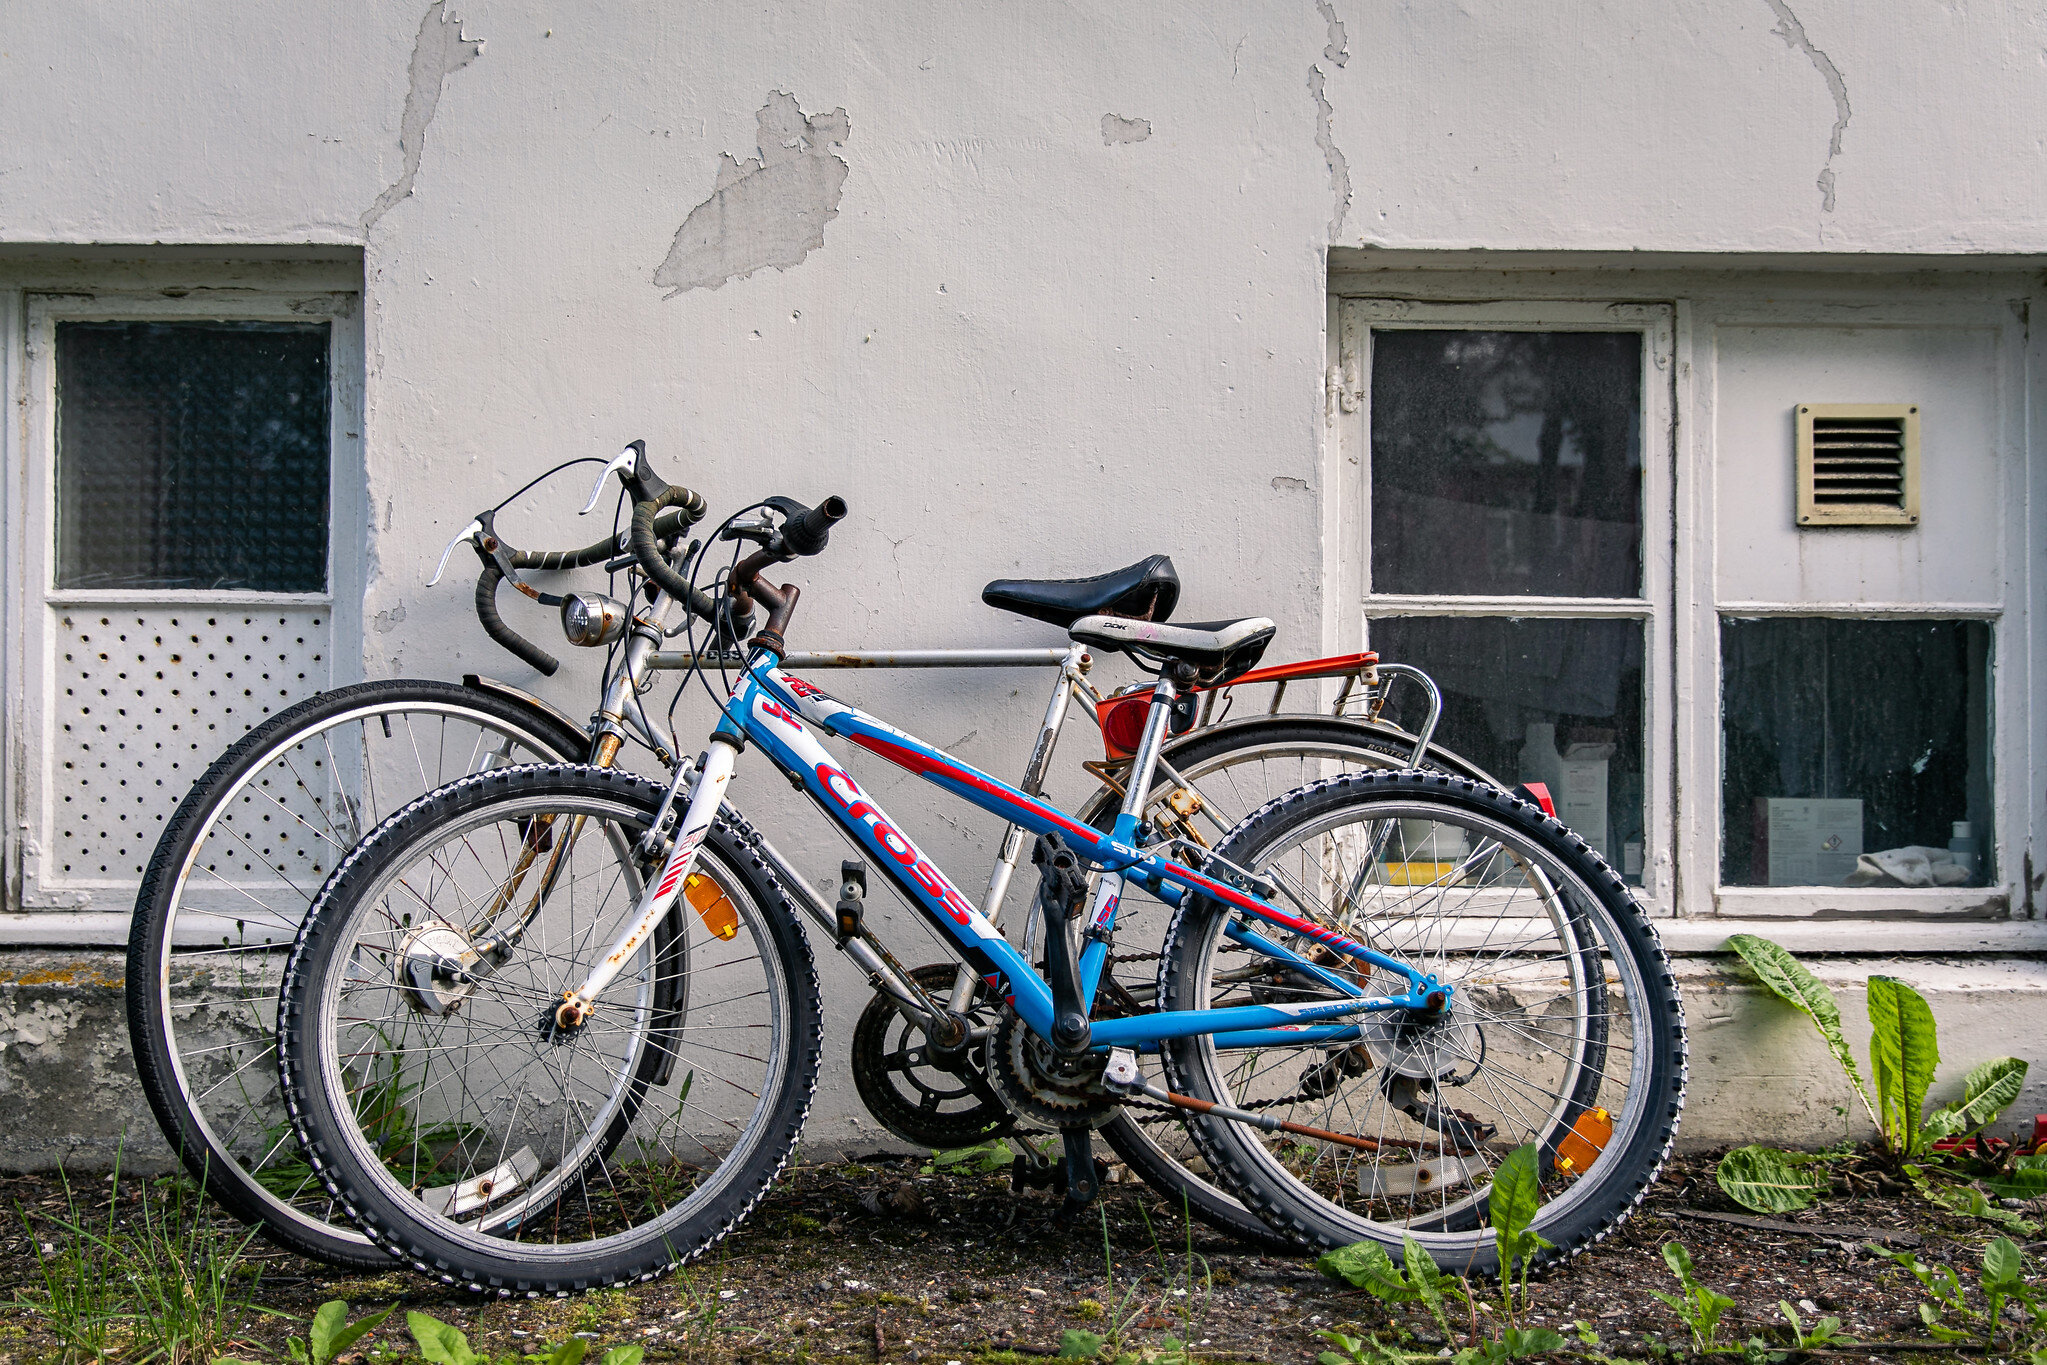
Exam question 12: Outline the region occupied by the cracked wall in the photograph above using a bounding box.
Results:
[1762,0,1851,215]
[361,0,483,233]
[1100,114,1152,146]
[653,91,850,296]
[1309,0,1352,241]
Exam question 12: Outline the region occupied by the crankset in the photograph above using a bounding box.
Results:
[849,964,1014,1148]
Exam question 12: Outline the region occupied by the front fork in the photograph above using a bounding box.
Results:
[551,734,740,1032]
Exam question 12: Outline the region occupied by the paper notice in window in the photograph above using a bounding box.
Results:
[1760,798,1864,886]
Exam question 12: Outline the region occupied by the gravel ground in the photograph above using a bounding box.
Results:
[2,1148,2040,1363]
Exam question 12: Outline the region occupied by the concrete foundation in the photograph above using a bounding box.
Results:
[5,947,2042,1172]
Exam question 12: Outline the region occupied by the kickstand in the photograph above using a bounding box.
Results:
[1052,1128,1101,1228]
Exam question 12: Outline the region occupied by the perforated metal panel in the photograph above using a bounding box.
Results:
[50,606,329,885]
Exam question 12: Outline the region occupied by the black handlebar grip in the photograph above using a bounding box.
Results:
[630,487,707,604]
[475,561,560,676]
[782,495,849,557]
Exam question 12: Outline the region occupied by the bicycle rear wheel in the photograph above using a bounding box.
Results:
[1158,771,1684,1273]
[1080,717,1493,1251]
[278,765,821,1293]
[126,680,586,1267]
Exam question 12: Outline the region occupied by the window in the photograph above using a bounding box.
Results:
[1720,617,1992,888]
[56,321,331,592]
[1332,274,2031,935]
[6,288,361,915]
[1334,301,1672,893]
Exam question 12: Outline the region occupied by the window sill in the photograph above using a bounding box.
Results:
[1662,914,2042,955]
[1712,886,2008,919]
[46,589,333,606]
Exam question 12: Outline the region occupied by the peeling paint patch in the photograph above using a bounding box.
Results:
[1316,0,1350,67]
[1270,475,1310,493]
[654,92,850,297]
[1762,0,1851,213]
[1309,0,1352,240]
[360,1,483,234]
[1308,67,1352,241]
[373,603,408,634]
[1101,114,1152,146]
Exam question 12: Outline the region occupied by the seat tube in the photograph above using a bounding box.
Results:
[1074,672,1181,1010]
[948,642,1089,1014]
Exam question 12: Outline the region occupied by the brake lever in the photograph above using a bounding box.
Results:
[579,446,642,515]
[428,519,485,586]
[719,512,778,546]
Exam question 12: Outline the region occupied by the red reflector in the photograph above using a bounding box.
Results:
[1519,782,1556,818]
[1097,691,1152,760]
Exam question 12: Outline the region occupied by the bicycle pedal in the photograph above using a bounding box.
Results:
[835,859,867,943]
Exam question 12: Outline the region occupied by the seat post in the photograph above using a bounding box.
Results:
[1116,663,1193,826]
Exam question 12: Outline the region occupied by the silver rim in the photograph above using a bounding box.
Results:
[154,701,570,1247]
[1179,796,1653,1255]
[301,789,791,1261]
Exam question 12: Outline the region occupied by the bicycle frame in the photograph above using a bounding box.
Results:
[555,648,1446,1054]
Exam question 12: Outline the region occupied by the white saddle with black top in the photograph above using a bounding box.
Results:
[1068,613,1276,686]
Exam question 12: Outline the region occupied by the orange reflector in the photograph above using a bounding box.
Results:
[685,873,738,940]
[1555,1107,1613,1177]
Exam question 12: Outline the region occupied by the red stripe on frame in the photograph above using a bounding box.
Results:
[848,732,1101,844]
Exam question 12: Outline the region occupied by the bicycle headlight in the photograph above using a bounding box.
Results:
[560,592,629,647]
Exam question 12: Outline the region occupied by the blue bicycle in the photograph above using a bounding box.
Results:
[275,455,1686,1293]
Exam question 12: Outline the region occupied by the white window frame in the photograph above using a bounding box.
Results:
[1680,293,2026,926]
[3,286,364,919]
[1327,271,2043,949]
[1326,297,1679,914]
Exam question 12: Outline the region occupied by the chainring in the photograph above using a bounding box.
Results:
[986,1010,1116,1130]
[849,964,1015,1148]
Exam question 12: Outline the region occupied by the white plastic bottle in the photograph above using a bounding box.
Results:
[1947,821,1980,880]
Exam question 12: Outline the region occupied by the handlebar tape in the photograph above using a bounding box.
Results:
[629,486,748,638]
[475,560,561,676]
[514,505,698,572]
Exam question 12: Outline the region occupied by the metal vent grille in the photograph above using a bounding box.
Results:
[1795,403,1920,526]
[50,607,328,885]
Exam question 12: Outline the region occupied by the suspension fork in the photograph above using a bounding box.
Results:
[553,731,740,1031]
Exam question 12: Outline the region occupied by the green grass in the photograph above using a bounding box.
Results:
[12,1150,273,1364]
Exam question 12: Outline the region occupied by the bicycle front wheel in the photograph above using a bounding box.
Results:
[278,764,821,1293]
[1158,771,1685,1274]
[126,679,587,1268]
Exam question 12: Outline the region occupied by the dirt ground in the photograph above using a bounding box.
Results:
[2,1147,2040,1364]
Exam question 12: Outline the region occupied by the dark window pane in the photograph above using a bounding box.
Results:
[1367,616,1645,882]
[1370,330,1642,597]
[1720,618,1992,887]
[56,321,330,592]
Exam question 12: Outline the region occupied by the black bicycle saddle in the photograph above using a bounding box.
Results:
[981,554,1180,629]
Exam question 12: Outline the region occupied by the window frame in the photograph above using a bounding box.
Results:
[5,287,364,915]
[1682,294,2025,924]
[1327,297,1679,913]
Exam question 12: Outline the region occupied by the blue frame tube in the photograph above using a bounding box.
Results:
[726,655,1441,1048]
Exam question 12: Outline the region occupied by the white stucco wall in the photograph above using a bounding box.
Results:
[1,2,2044,1153]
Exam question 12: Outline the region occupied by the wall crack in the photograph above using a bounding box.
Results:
[361,0,483,235]
[1762,0,1851,214]
[654,91,850,296]
[1310,0,1352,241]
